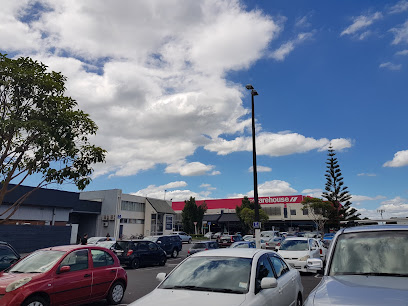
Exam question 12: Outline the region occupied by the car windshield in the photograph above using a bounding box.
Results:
[279,240,309,251]
[329,231,408,276]
[87,237,102,244]
[9,250,65,273]
[143,236,158,242]
[159,256,252,294]
[97,241,115,249]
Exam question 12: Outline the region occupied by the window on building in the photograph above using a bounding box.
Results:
[262,207,281,216]
[290,209,296,215]
[121,201,145,212]
[303,208,309,215]
[120,218,144,224]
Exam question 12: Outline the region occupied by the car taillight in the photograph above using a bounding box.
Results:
[277,243,280,246]
[205,248,208,250]
[127,250,133,256]
[188,250,190,254]
[320,249,322,255]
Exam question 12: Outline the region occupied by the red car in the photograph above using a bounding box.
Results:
[0,245,127,305]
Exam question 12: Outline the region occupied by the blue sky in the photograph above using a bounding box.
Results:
[2,0,408,219]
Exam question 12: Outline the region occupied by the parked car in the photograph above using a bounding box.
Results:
[87,236,116,245]
[187,241,219,256]
[305,225,408,305]
[129,248,303,306]
[243,234,255,241]
[315,239,328,263]
[0,245,127,305]
[204,232,213,238]
[144,235,182,258]
[173,231,192,243]
[230,241,256,248]
[114,240,167,269]
[218,234,244,248]
[211,232,223,239]
[277,237,321,273]
[0,241,20,271]
[260,231,280,239]
[262,237,284,251]
[96,240,117,250]
[322,233,335,243]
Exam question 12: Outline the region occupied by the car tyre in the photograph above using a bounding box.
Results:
[188,238,192,244]
[171,248,179,258]
[159,256,166,266]
[130,258,140,269]
[22,295,49,306]
[107,281,125,305]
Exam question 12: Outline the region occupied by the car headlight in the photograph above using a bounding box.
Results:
[6,277,32,292]
[299,255,310,261]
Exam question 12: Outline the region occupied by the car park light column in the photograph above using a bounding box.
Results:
[246,84,261,249]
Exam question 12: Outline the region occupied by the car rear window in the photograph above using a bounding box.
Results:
[192,243,207,249]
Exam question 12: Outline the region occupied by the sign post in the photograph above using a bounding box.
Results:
[194,221,198,235]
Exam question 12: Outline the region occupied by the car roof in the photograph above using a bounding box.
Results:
[191,248,271,258]
[341,224,408,234]
[38,245,108,252]
[283,237,310,241]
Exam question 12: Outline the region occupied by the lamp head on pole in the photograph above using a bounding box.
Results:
[252,90,258,96]
[245,84,254,90]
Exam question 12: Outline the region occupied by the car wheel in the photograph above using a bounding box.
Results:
[130,258,140,269]
[188,238,192,244]
[22,295,49,306]
[171,248,179,258]
[159,256,166,266]
[296,293,302,306]
[106,281,125,305]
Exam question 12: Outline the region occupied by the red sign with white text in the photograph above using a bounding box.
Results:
[172,195,303,211]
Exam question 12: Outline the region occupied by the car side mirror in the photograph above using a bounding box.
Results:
[156,272,166,282]
[307,258,323,274]
[59,265,71,273]
[157,241,162,244]
[260,277,278,289]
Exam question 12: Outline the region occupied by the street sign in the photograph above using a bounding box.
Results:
[253,222,261,229]
[117,214,122,219]
[208,222,211,226]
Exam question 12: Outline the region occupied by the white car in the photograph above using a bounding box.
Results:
[173,231,192,243]
[129,248,303,306]
[204,232,213,238]
[243,235,255,241]
[86,236,116,245]
[278,237,321,273]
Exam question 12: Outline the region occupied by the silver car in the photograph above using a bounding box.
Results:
[305,225,408,305]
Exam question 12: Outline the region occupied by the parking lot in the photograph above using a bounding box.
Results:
[87,245,321,305]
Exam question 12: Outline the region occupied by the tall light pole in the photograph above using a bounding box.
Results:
[246,84,261,248]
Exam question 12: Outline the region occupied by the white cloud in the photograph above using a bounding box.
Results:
[295,16,311,28]
[301,188,323,198]
[358,197,408,219]
[396,49,408,55]
[351,195,386,202]
[383,149,408,167]
[390,20,408,45]
[133,181,207,201]
[358,31,372,40]
[200,183,216,191]
[270,31,314,61]
[249,165,272,172]
[165,160,217,176]
[389,1,408,14]
[379,62,402,70]
[0,0,283,178]
[205,132,352,156]
[357,173,377,177]
[246,180,298,197]
[341,12,383,36]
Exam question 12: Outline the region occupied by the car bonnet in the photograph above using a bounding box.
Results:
[129,288,247,306]
[0,272,43,294]
[311,275,408,306]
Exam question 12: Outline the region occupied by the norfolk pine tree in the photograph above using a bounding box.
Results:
[322,145,360,227]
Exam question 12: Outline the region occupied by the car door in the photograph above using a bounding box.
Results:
[269,254,297,305]
[51,249,92,305]
[137,242,151,265]
[90,249,117,299]
[147,242,161,264]
[249,254,282,306]
[309,239,320,259]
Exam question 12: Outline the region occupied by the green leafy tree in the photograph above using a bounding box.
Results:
[302,197,335,233]
[322,145,360,227]
[181,197,207,234]
[236,196,268,233]
[0,53,106,223]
